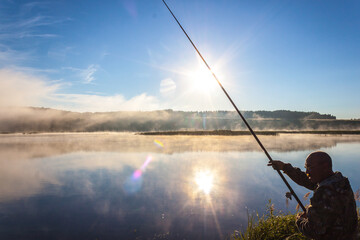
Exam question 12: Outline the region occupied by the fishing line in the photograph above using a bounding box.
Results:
[161,0,306,212]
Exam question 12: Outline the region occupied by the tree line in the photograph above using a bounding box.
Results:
[1,107,359,133]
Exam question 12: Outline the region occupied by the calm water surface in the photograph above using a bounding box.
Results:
[0,133,359,239]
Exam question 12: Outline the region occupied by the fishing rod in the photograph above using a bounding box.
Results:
[161,0,306,212]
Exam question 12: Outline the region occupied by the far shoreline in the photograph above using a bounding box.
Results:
[1,130,360,135]
[138,130,360,136]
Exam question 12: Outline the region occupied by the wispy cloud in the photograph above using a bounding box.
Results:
[160,78,176,96]
[0,2,70,67]
[81,64,98,84]
[64,64,99,84]
[4,65,57,74]
[47,46,74,61]
[0,44,30,65]
[0,15,67,39]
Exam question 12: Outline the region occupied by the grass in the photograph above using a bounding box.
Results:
[232,201,307,240]
[231,200,360,240]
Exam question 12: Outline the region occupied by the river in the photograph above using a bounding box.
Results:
[0,133,359,239]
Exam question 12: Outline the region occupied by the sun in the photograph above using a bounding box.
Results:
[195,170,214,194]
[187,64,218,94]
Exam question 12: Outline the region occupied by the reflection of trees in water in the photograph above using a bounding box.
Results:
[1,134,360,161]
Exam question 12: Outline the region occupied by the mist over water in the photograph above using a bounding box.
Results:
[2,107,359,133]
[0,133,359,239]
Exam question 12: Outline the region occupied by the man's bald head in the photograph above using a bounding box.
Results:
[305,151,334,183]
[306,151,332,169]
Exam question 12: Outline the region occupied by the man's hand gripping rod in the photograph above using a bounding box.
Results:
[162,0,306,212]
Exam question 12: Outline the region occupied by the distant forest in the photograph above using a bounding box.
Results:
[1,107,360,133]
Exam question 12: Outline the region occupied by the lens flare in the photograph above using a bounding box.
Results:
[133,169,142,179]
[154,139,164,148]
[132,155,153,179]
[124,155,153,195]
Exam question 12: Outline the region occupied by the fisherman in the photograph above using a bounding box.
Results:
[268,151,358,240]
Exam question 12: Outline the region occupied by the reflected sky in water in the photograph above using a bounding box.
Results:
[0,133,359,239]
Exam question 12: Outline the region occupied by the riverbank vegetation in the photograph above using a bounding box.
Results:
[232,200,360,240]
[231,201,306,240]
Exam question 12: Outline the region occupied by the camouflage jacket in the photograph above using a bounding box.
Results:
[283,164,358,240]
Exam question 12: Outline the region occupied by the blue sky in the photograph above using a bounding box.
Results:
[0,0,359,118]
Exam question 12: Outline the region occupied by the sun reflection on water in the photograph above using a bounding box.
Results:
[195,170,214,194]
[192,168,223,238]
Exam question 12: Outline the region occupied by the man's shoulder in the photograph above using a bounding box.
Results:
[312,172,354,207]
[317,172,350,189]
[305,172,358,239]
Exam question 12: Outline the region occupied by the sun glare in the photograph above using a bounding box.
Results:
[195,170,214,194]
[187,65,218,94]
